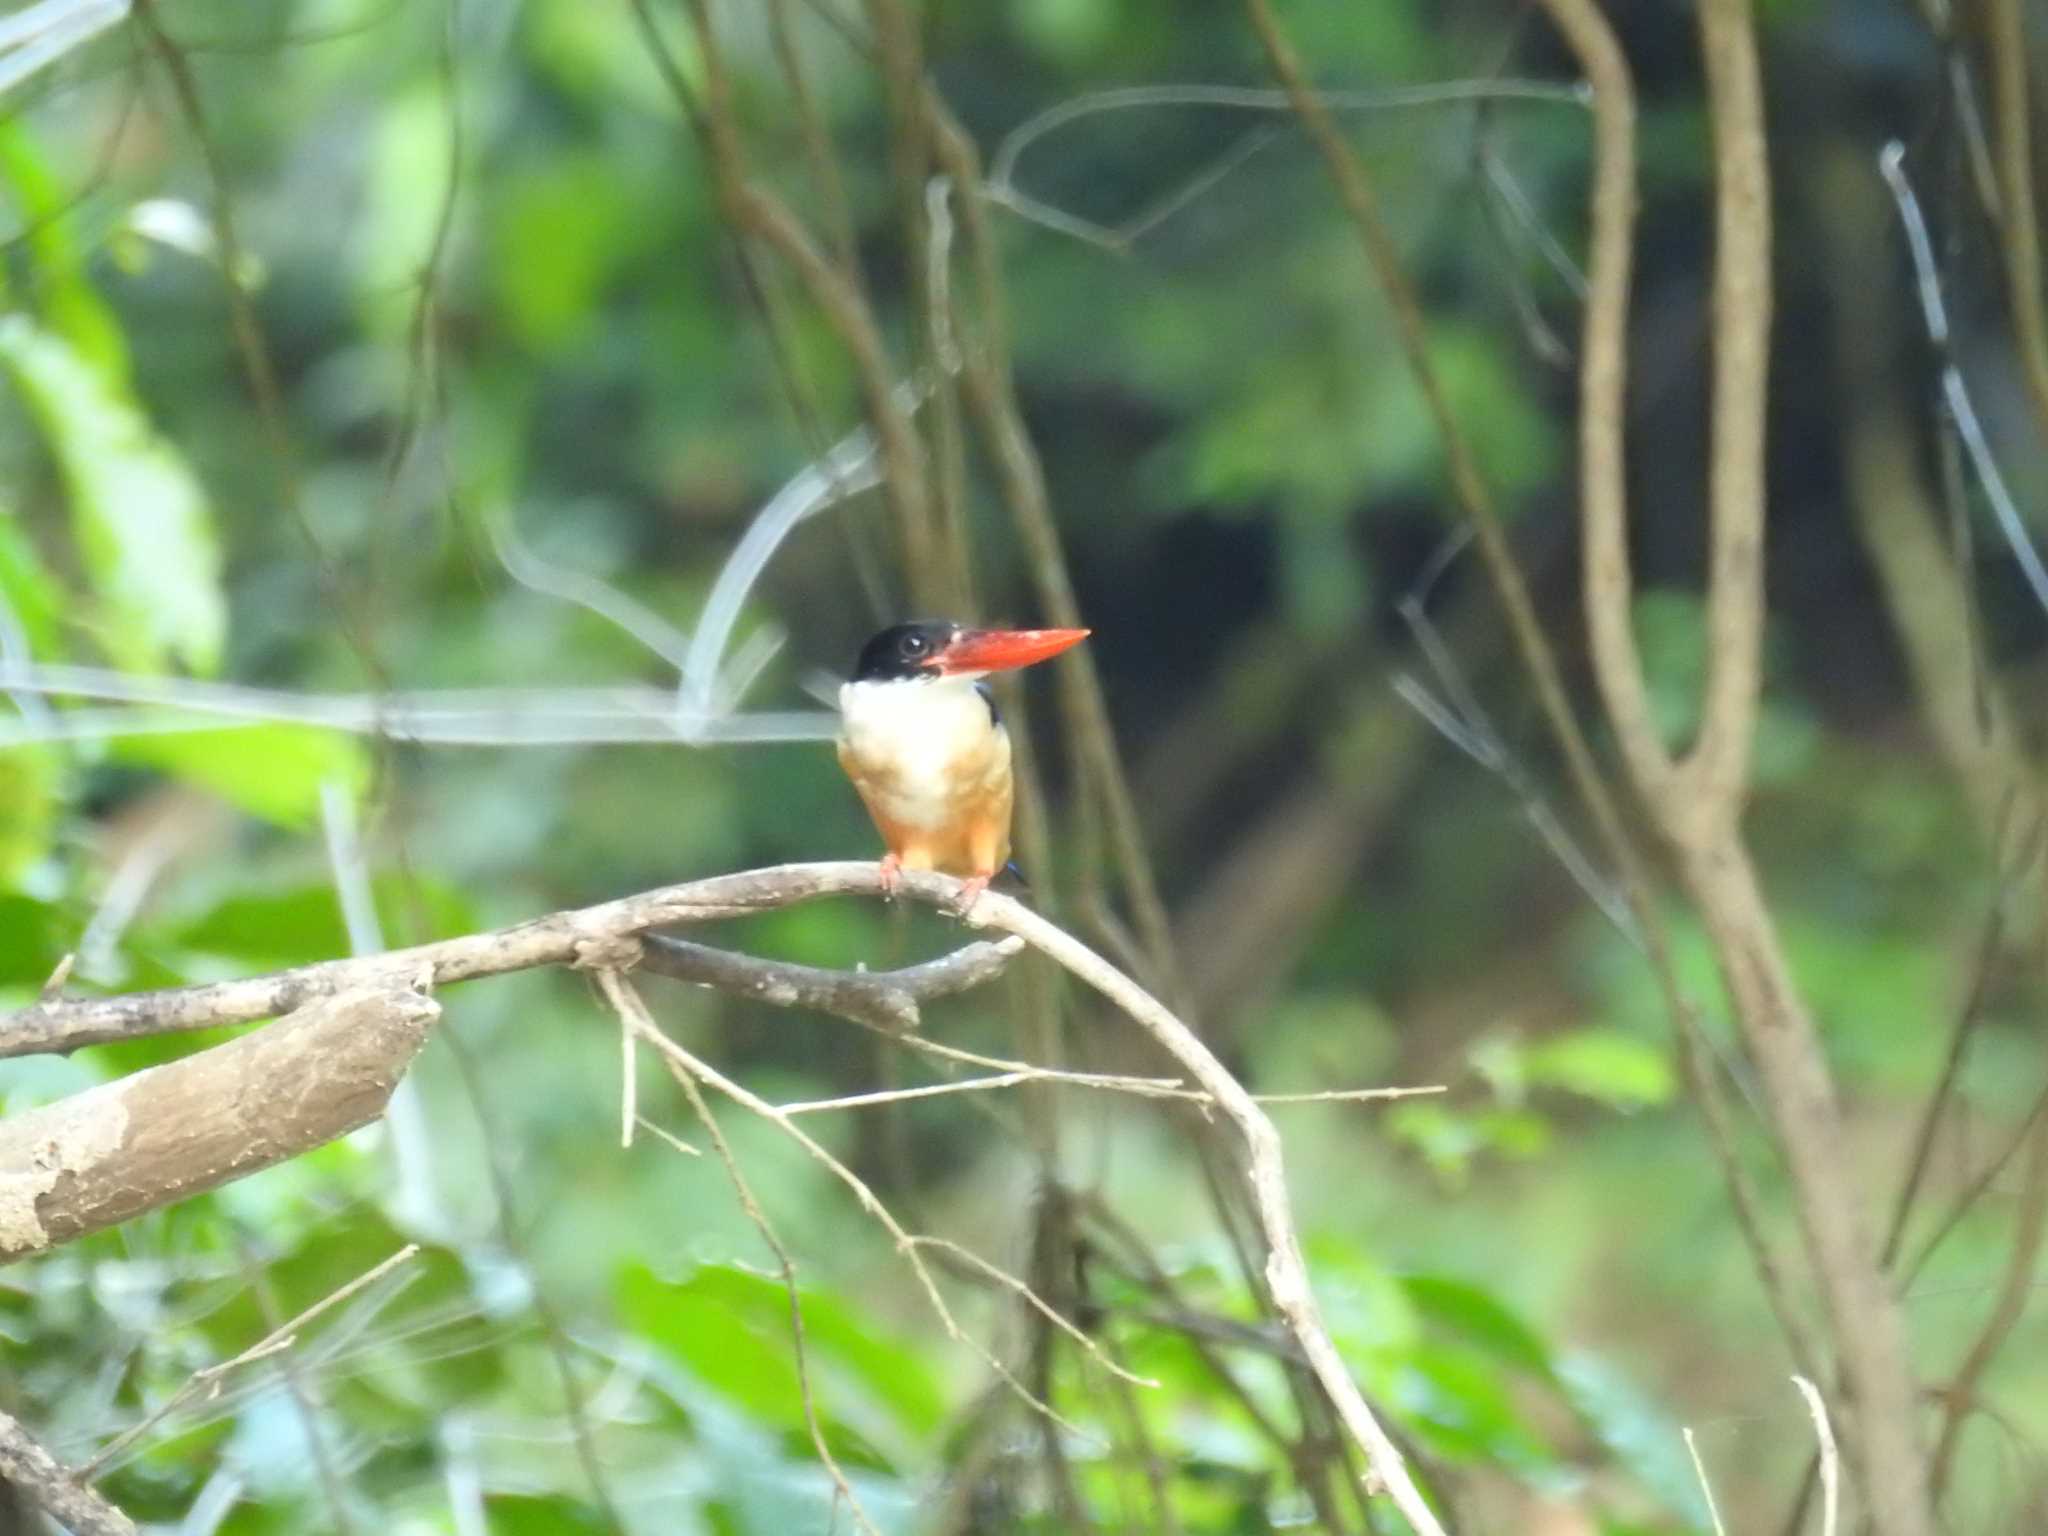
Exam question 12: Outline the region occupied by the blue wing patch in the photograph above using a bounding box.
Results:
[975,681,1002,726]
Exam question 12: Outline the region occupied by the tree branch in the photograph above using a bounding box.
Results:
[1531,0,1672,802]
[0,986,437,1262]
[1683,0,1772,825]
[639,932,1024,1032]
[1534,7,1936,1529]
[3,862,1434,1530]
[3,870,1026,1058]
[0,1409,136,1536]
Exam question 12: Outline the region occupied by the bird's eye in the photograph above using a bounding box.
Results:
[901,633,930,658]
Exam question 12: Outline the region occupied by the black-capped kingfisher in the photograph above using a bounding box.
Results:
[838,620,1090,908]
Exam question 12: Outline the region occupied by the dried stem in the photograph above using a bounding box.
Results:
[595,970,884,1536]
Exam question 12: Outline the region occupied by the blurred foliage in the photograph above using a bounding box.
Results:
[0,0,2044,1533]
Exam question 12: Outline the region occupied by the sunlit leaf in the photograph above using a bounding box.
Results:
[1524,1030,1675,1110]
[0,744,59,886]
[621,1260,943,1454]
[492,155,647,352]
[0,893,64,988]
[483,1494,614,1535]
[0,122,130,379]
[0,510,66,657]
[676,1261,946,1437]
[111,725,368,829]
[0,317,224,674]
[156,872,474,970]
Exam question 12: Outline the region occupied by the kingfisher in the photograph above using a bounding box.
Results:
[837,620,1090,908]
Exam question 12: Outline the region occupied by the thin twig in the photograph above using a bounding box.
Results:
[620,999,1087,1433]
[595,970,883,1536]
[79,1243,420,1480]
[239,1237,359,1536]
[1791,1376,1840,1536]
[1930,1107,2048,1492]
[774,1071,1441,1116]
[1899,1080,2048,1294]
[985,79,1588,251]
[1683,1427,1728,1536]
[906,1235,1155,1390]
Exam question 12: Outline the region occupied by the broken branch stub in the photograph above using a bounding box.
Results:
[0,985,438,1263]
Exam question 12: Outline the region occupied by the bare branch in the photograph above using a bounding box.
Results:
[2,866,1010,1057]
[0,1408,136,1536]
[640,931,1025,1032]
[952,884,1448,1533]
[5,862,1433,1524]
[1682,1426,1728,1536]
[622,996,1085,1433]
[1790,1376,1841,1536]
[595,971,883,1536]
[1683,0,1772,824]
[0,986,437,1261]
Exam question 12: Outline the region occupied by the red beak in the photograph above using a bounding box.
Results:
[934,626,1090,675]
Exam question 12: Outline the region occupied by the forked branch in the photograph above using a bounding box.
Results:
[2,863,1439,1530]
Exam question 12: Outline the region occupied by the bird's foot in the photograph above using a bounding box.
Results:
[878,852,904,901]
[951,873,992,919]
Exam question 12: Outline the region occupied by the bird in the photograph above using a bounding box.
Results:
[837,620,1090,909]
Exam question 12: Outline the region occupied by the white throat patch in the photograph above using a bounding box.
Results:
[838,676,1005,831]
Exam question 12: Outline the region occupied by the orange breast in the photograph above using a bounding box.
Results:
[838,736,1013,878]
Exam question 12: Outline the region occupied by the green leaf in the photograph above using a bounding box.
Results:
[157,872,471,969]
[1301,1235,1421,1360]
[1524,1030,1675,1110]
[483,1495,615,1536]
[0,122,131,379]
[620,1261,810,1433]
[0,510,66,657]
[1558,1352,1711,1524]
[111,725,367,828]
[491,155,646,352]
[0,317,224,674]
[1400,1274,1555,1379]
[1392,1342,1549,1466]
[0,745,60,886]
[0,893,64,988]
[621,1261,945,1448]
